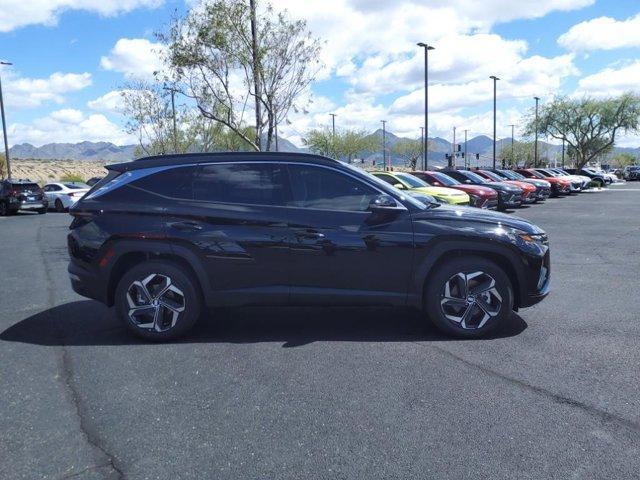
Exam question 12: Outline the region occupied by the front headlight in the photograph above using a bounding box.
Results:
[518,232,548,245]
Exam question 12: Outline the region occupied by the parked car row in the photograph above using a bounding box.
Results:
[368,165,605,213]
[0,179,91,216]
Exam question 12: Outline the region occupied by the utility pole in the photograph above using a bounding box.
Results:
[534,96,540,167]
[249,0,262,151]
[451,126,456,168]
[508,124,515,168]
[490,75,499,169]
[464,129,468,169]
[561,138,565,168]
[163,87,178,154]
[275,122,279,152]
[381,120,387,170]
[420,127,425,170]
[417,42,434,171]
[0,61,13,179]
[329,113,337,137]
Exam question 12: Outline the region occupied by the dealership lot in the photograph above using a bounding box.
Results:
[1,186,639,479]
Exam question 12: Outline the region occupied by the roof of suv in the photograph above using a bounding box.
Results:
[108,152,340,172]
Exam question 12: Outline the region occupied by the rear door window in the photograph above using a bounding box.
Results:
[193,163,287,206]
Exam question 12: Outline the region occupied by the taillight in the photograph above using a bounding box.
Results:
[8,189,19,197]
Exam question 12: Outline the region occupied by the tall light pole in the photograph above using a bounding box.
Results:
[561,138,565,168]
[417,42,434,171]
[534,96,540,167]
[420,127,425,170]
[0,61,12,179]
[490,75,499,169]
[329,113,337,137]
[381,120,387,170]
[451,126,456,168]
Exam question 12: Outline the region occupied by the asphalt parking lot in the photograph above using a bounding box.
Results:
[1,185,639,480]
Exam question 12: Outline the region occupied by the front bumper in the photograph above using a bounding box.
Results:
[519,250,551,308]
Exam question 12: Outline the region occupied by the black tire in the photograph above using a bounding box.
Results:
[0,201,7,216]
[115,260,202,341]
[55,199,65,213]
[424,256,514,339]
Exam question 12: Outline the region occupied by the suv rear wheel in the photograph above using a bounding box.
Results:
[115,260,202,341]
[424,256,514,338]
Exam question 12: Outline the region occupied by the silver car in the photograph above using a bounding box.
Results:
[43,182,90,212]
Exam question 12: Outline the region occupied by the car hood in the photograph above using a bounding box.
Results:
[414,204,544,234]
[521,178,550,188]
[409,186,469,198]
[450,184,497,198]
[485,181,522,192]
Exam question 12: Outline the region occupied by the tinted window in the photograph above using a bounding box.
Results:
[132,166,196,200]
[288,165,378,211]
[193,163,286,206]
[374,173,400,186]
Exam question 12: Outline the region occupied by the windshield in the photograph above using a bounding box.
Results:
[462,171,489,184]
[340,162,429,210]
[430,172,460,186]
[396,172,429,188]
[11,183,40,192]
[498,170,518,180]
[479,170,503,181]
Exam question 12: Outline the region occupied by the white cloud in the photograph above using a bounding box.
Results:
[0,0,163,32]
[1,69,92,108]
[87,90,127,114]
[575,61,640,97]
[558,13,640,51]
[8,109,134,146]
[100,38,165,80]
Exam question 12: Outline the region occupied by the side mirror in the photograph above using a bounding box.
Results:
[368,194,402,211]
[393,183,406,190]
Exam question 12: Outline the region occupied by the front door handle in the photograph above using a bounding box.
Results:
[169,221,203,232]
[294,229,325,240]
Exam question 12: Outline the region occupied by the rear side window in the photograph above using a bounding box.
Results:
[131,166,196,200]
[287,164,378,211]
[193,163,287,206]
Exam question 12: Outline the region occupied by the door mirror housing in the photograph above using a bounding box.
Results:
[393,183,406,190]
[368,194,403,211]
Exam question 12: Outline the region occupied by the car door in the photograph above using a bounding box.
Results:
[285,163,415,306]
[162,161,292,306]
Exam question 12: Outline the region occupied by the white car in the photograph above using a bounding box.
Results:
[549,168,591,190]
[43,182,90,212]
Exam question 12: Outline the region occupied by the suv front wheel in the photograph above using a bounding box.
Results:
[115,260,202,341]
[424,256,514,338]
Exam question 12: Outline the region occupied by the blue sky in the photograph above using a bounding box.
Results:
[1,0,640,148]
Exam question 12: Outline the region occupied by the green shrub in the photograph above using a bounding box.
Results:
[59,173,84,183]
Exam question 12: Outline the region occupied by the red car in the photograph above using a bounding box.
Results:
[515,169,571,197]
[474,169,537,204]
[411,171,498,209]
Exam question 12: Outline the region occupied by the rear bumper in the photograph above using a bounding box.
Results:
[68,260,106,304]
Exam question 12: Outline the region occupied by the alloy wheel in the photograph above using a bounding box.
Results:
[126,273,186,332]
[440,271,502,329]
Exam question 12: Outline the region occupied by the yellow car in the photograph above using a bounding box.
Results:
[371,171,470,206]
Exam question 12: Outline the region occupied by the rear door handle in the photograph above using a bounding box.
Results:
[169,221,203,231]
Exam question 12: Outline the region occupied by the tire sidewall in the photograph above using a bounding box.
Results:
[424,256,514,338]
[115,260,202,341]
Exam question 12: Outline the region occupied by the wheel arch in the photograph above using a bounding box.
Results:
[413,240,526,310]
[104,240,211,307]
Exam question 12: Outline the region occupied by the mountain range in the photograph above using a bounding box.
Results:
[9,132,639,167]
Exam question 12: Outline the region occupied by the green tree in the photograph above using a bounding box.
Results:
[610,152,638,168]
[498,141,536,167]
[524,93,640,170]
[60,173,85,183]
[161,0,322,152]
[392,138,424,170]
[303,128,377,162]
[0,153,6,179]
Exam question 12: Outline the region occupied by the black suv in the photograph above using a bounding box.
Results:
[68,153,550,340]
[0,179,48,215]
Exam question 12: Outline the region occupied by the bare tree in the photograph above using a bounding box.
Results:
[161,0,321,151]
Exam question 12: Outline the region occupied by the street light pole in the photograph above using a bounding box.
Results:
[420,127,424,170]
[163,86,178,154]
[561,138,565,169]
[490,75,499,169]
[508,124,515,168]
[534,96,540,167]
[0,61,13,179]
[417,42,434,171]
[381,120,387,170]
[451,126,456,168]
